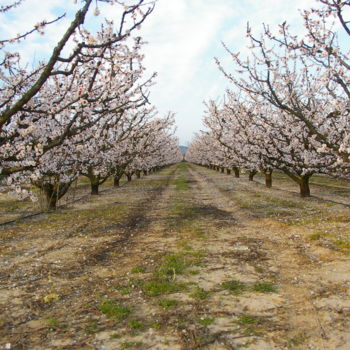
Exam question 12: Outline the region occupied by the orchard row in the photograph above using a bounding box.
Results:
[0,1,182,209]
[187,0,350,197]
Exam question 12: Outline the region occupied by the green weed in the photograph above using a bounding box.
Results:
[141,280,184,297]
[221,280,247,295]
[287,332,308,348]
[85,319,100,334]
[252,282,277,293]
[110,333,122,339]
[178,162,189,170]
[131,266,146,274]
[120,341,144,349]
[156,253,189,277]
[197,316,215,326]
[46,317,60,328]
[237,314,257,326]
[309,232,331,240]
[120,288,131,295]
[129,319,145,330]
[158,299,179,309]
[335,240,350,250]
[190,287,210,300]
[99,299,131,320]
[172,176,188,191]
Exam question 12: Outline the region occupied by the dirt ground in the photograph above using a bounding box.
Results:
[0,163,350,350]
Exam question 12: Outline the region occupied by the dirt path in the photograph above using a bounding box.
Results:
[1,163,349,350]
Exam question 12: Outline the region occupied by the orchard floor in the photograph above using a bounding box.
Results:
[1,163,350,350]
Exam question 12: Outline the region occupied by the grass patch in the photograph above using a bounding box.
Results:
[129,319,145,330]
[252,282,277,293]
[141,280,185,297]
[287,332,309,348]
[99,299,131,320]
[326,215,350,223]
[254,266,264,273]
[158,299,179,309]
[235,314,260,336]
[237,314,257,326]
[197,316,215,326]
[177,240,193,251]
[43,293,60,303]
[335,240,350,250]
[190,287,210,300]
[156,253,189,277]
[221,280,247,295]
[46,317,62,329]
[120,341,144,349]
[16,204,128,233]
[155,252,203,279]
[178,162,189,171]
[85,319,100,334]
[110,333,122,339]
[172,176,188,191]
[137,251,202,298]
[0,200,29,212]
[237,194,306,218]
[120,288,131,296]
[309,232,331,240]
[235,314,273,336]
[150,322,162,329]
[131,266,146,274]
[127,277,143,289]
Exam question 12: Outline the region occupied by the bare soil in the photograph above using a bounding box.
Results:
[0,163,349,350]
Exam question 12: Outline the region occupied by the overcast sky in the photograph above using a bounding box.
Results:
[2,0,315,145]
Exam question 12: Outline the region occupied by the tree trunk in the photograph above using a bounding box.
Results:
[233,167,240,178]
[264,170,273,188]
[220,167,225,173]
[40,182,71,210]
[44,184,58,210]
[114,177,120,187]
[226,169,231,175]
[91,182,99,195]
[143,170,148,176]
[299,175,311,197]
[126,173,132,182]
[249,170,257,181]
[136,170,141,179]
